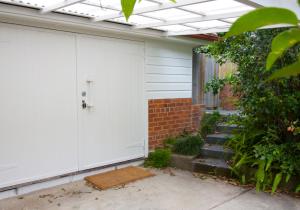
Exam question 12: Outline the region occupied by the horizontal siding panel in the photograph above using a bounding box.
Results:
[146,83,192,91]
[146,65,192,75]
[146,57,192,68]
[146,47,192,60]
[147,91,192,99]
[146,74,192,83]
[145,41,192,59]
[145,40,194,99]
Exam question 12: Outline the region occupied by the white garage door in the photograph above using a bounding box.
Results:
[0,24,145,189]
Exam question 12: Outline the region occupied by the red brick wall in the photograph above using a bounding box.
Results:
[148,98,204,150]
[219,84,238,110]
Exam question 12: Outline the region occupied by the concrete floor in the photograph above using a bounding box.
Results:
[0,169,299,210]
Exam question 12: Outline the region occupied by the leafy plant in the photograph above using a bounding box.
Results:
[163,136,177,149]
[199,111,222,138]
[225,7,300,80]
[144,149,171,168]
[197,28,300,193]
[205,77,226,95]
[205,73,239,96]
[172,135,204,156]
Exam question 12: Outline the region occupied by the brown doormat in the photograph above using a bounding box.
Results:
[85,166,155,190]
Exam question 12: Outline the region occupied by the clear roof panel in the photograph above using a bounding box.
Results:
[0,0,62,8]
[181,0,253,15]
[143,8,199,21]
[223,17,239,23]
[113,15,162,25]
[58,3,115,18]
[0,0,261,35]
[85,0,157,11]
[186,20,230,29]
[155,25,196,32]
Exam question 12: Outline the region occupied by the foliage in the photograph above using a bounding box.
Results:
[144,149,171,168]
[205,73,239,95]
[199,111,222,138]
[172,135,204,156]
[121,0,176,20]
[163,136,177,149]
[225,7,300,80]
[197,28,300,193]
[205,77,226,95]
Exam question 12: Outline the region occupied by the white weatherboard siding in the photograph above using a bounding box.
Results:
[145,40,193,99]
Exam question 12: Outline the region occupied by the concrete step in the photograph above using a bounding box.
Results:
[205,110,240,116]
[216,123,239,134]
[192,158,231,177]
[205,133,232,145]
[200,144,234,160]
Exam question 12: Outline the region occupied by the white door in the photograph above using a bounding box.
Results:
[76,35,145,170]
[0,24,78,188]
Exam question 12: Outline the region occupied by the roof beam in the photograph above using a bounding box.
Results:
[134,11,248,29]
[166,26,230,36]
[92,0,213,22]
[41,0,85,14]
[233,0,264,8]
[167,23,294,36]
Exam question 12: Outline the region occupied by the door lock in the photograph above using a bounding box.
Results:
[82,100,87,109]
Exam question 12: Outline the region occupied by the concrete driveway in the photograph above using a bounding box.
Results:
[0,168,299,210]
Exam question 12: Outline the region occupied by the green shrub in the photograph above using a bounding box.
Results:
[199,111,222,138]
[144,149,171,168]
[197,28,300,193]
[205,77,226,95]
[163,136,177,149]
[173,135,204,156]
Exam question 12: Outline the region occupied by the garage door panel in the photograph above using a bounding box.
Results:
[0,25,78,188]
[76,35,145,170]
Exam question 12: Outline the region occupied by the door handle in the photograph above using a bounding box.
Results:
[82,99,93,109]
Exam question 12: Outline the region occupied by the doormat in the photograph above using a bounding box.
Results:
[85,166,155,190]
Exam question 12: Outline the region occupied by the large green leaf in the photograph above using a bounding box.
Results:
[296,184,300,193]
[121,0,176,21]
[268,60,300,80]
[255,160,265,191]
[121,0,137,21]
[272,173,282,194]
[267,28,300,70]
[225,8,298,38]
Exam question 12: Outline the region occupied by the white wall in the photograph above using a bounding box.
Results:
[145,40,194,99]
[0,20,202,198]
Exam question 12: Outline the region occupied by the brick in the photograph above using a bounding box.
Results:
[148,98,204,149]
[219,84,238,110]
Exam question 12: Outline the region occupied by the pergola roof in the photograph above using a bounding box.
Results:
[0,0,298,36]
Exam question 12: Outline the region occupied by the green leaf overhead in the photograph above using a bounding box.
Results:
[225,8,298,38]
[121,0,176,21]
[268,60,300,80]
[266,28,300,70]
[121,0,137,21]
